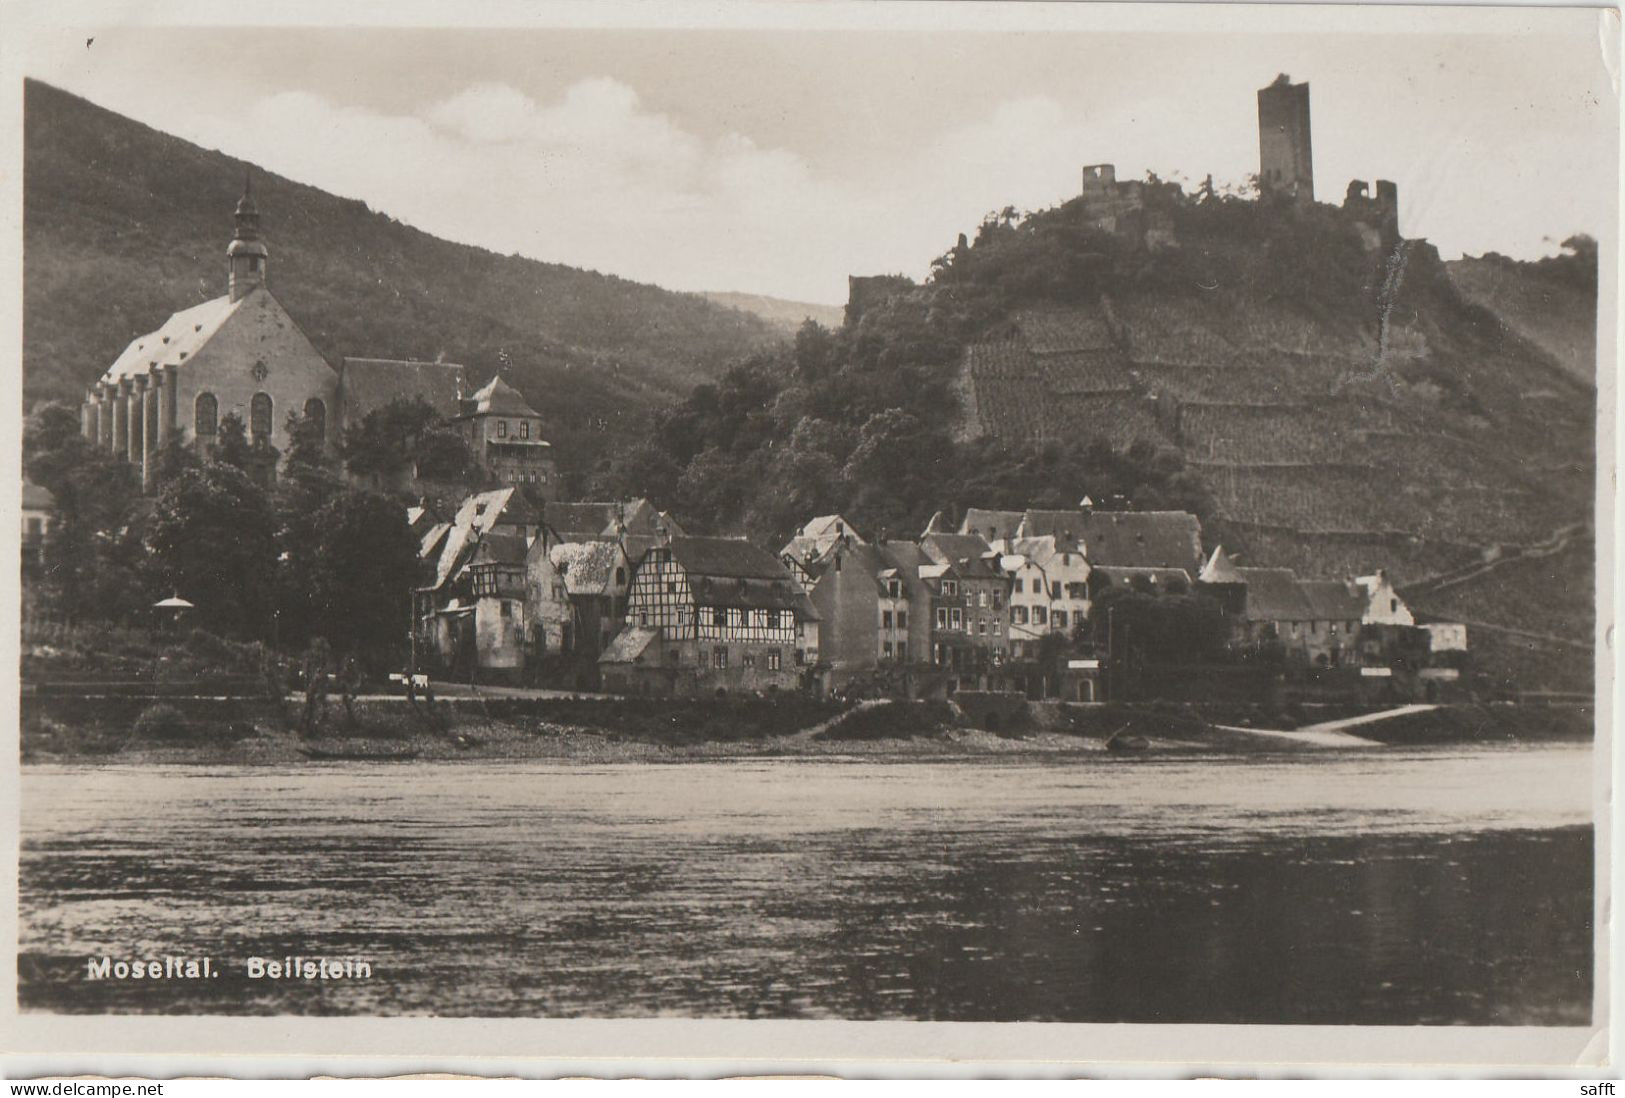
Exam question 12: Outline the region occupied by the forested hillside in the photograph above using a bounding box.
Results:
[23,79,781,485]
[593,186,1598,692]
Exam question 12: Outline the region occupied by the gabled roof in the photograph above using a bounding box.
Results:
[1077,510,1203,572]
[470,532,528,567]
[600,626,660,665]
[465,375,540,417]
[796,514,862,542]
[919,532,994,568]
[101,294,243,385]
[546,499,681,542]
[1016,509,1089,539]
[1199,545,1245,584]
[339,358,467,423]
[668,536,791,581]
[959,508,1025,540]
[452,487,539,535]
[419,521,452,562]
[878,540,931,576]
[550,540,627,595]
[1236,567,1314,622]
[1299,579,1366,621]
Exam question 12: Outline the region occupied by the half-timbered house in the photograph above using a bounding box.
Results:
[602,535,820,695]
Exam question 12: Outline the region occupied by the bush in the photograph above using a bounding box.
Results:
[132,702,189,740]
[184,629,264,674]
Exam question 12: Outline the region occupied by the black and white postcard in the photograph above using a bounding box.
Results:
[1,0,1616,1078]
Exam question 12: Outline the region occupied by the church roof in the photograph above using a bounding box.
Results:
[339,358,467,424]
[466,375,539,417]
[100,294,243,385]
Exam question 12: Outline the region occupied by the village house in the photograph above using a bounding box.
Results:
[412,487,565,681]
[548,538,633,661]
[994,534,1092,656]
[959,505,1203,575]
[452,376,557,496]
[601,535,820,696]
[21,478,54,575]
[780,514,864,589]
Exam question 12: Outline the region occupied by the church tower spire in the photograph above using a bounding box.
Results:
[227,169,269,302]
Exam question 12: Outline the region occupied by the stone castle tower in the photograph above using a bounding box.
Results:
[227,172,269,302]
[1257,73,1314,202]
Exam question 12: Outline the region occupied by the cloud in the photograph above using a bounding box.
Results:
[168,79,1251,303]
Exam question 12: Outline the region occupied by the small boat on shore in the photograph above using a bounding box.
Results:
[1104,727,1151,754]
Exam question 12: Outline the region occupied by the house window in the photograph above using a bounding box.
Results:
[779,611,793,630]
[715,648,728,669]
[667,580,678,594]
[1052,581,1062,598]
[677,606,690,624]
[888,580,901,597]
[1390,598,1398,613]
[1033,606,1047,625]
[950,608,963,630]
[728,608,743,628]
[1013,606,1029,625]
[882,610,893,628]
[195,392,218,437]
[883,641,893,658]
[1054,610,1068,629]
[1014,578,1024,594]
[993,593,1003,610]
[1330,622,1339,634]
[615,567,626,585]
[897,611,907,629]
[742,652,756,669]
[500,602,512,620]
[639,611,649,627]
[936,608,948,629]
[943,581,957,597]
[978,591,988,608]
[497,420,508,438]
[713,607,727,626]
[767,649,781,670]
[897,641,907,661]
[520,421,530,439]
[977,619,986,636]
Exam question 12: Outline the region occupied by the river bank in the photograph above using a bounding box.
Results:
[19,690,1593,765]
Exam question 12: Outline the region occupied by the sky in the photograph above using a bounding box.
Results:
[20,8,1619,305]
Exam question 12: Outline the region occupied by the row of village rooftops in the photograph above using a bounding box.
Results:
[406,490,1466,699]
[77,182,556,495]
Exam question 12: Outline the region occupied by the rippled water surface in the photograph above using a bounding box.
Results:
[19,745,1594,1022]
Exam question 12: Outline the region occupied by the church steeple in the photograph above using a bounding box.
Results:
[227,170,269,302]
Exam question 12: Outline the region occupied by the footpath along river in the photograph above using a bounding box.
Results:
[18,743,1593,1022]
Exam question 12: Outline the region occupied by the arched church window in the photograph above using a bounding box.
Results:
[195,392,218,437]
[250,393,273,443]
[303,397,327,442]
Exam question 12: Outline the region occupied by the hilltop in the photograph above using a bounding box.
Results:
[22,80,782,484]
[595,185,1597,692]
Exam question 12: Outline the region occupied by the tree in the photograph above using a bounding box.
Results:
[306,489,419,668]
[793,319,838,382]
[146,463,277,639]
[338,398,440,479]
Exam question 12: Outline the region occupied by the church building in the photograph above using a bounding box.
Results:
[80,179,550,493]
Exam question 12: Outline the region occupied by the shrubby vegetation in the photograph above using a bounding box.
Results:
[24,400,423,674]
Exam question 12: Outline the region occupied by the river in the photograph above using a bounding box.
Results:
[18,744,1594,1023]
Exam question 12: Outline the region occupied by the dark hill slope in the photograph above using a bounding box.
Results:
[1446,248,1598,384]
[23,79,781,476]
[946,194,1595,688]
